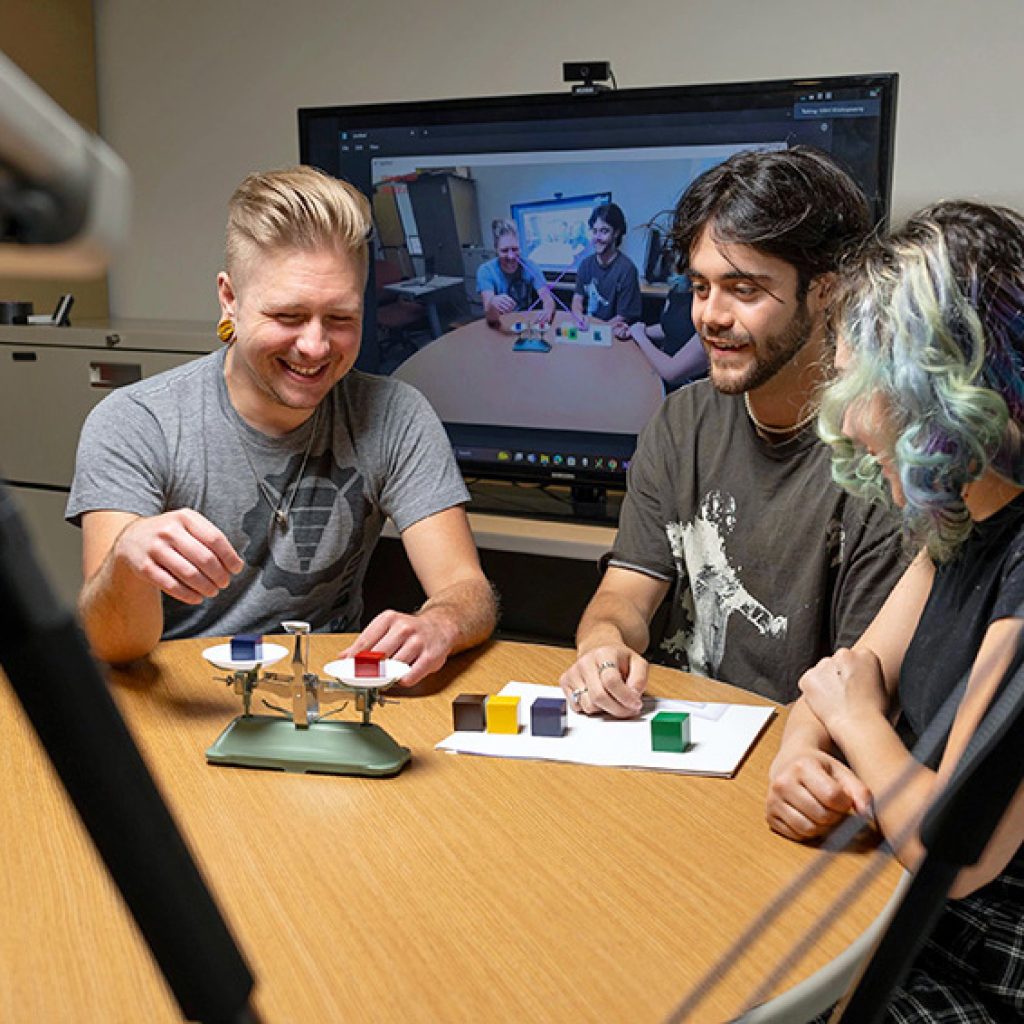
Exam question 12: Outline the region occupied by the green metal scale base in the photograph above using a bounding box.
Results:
[206,715,411,777]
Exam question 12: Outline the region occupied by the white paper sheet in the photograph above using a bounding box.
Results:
[436,682,775,777]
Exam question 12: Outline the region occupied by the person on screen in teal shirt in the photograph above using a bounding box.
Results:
[477,218,554,327]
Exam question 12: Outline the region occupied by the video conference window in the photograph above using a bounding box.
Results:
[370,143,771,354]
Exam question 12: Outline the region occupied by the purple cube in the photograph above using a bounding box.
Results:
[531,696,567,737]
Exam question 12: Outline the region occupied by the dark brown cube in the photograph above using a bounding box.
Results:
[452,693,488,732]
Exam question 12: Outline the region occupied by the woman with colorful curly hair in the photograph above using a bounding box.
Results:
[767,200,1024,1021]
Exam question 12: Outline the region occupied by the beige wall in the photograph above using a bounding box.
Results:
[95,0,1024,321]
[0,0,110,320]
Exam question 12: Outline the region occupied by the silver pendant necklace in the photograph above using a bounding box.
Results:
[232,406,320,531]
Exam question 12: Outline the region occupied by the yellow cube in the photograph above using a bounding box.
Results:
[486,695,520,734]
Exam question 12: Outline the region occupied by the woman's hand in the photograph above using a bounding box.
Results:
[627,322,648,345]
[798,647,889,740]
[767,748,874,840]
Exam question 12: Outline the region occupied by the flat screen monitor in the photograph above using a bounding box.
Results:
[511,190,611,274]
[299,73,898,518]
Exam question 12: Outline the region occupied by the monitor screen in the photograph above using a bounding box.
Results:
[299,74,898,513]
[511,190,611,274]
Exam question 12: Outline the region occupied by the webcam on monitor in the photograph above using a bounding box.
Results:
[563,60,613,94]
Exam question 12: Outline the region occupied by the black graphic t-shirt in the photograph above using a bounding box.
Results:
[609,380,906,702]
[573,252,642,323]
[67,348,468,638]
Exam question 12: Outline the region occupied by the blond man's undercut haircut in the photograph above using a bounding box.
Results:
[224,165,372,283]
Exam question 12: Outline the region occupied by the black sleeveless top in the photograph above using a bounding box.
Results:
[658,281,696,356]
[899,491,1024,884]
[900,490,1024,750]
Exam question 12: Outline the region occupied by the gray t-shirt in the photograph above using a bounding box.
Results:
[610,379,906,703]
[67,348,469,639]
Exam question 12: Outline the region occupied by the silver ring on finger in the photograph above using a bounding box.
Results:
[571,687,586,712]
[596,659,617,673]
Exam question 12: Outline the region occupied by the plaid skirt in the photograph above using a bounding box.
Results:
[811,860,1024,1023]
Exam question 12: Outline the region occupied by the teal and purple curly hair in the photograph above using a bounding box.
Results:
[819,201,1024,562]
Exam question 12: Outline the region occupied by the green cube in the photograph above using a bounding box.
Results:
[651,711,691,753]
[567,326,578,340]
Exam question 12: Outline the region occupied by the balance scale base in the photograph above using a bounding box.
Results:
[206,715,410,776]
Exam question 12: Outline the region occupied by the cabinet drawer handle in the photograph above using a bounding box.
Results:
[89,362,142,388]
[11,351,37,361]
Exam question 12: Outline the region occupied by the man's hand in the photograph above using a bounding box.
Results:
[78,508,244,663]
[564,566,668,717]
[766,749,874,841]
[487,294,516,318]
[341,607,455,687]
[558,644,647,718]
[113,509,243,604]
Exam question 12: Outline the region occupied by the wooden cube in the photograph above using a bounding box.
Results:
[530,696,567,737]
[231,634,262,661]
[651,711,691,753]
[354,650,387,678]
[486,695,520,734]
[452,693,487,732]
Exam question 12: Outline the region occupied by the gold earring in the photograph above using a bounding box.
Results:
[216,317,235,343]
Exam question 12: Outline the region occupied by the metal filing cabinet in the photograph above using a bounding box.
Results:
[0,320,216,605]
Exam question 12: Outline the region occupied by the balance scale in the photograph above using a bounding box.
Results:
[203,621,411,777]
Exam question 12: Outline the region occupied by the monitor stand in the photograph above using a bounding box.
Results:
[466,479,623,526]
[570,483,608,522]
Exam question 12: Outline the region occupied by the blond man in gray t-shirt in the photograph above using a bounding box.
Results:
[69,166,495,683]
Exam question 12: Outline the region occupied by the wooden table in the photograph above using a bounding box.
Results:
[0,638,900,1022]
[394,311,665,434]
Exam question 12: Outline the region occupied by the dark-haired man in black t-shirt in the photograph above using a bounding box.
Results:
[571,202,642,337]
[559,147,905,714]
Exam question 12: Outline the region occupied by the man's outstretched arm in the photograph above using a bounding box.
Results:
[343,506,496,686]
[79,508,243,663]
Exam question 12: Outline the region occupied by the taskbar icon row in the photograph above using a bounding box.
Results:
[495,450,629,472]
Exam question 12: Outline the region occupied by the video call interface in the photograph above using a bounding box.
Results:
[302,80,893,484]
